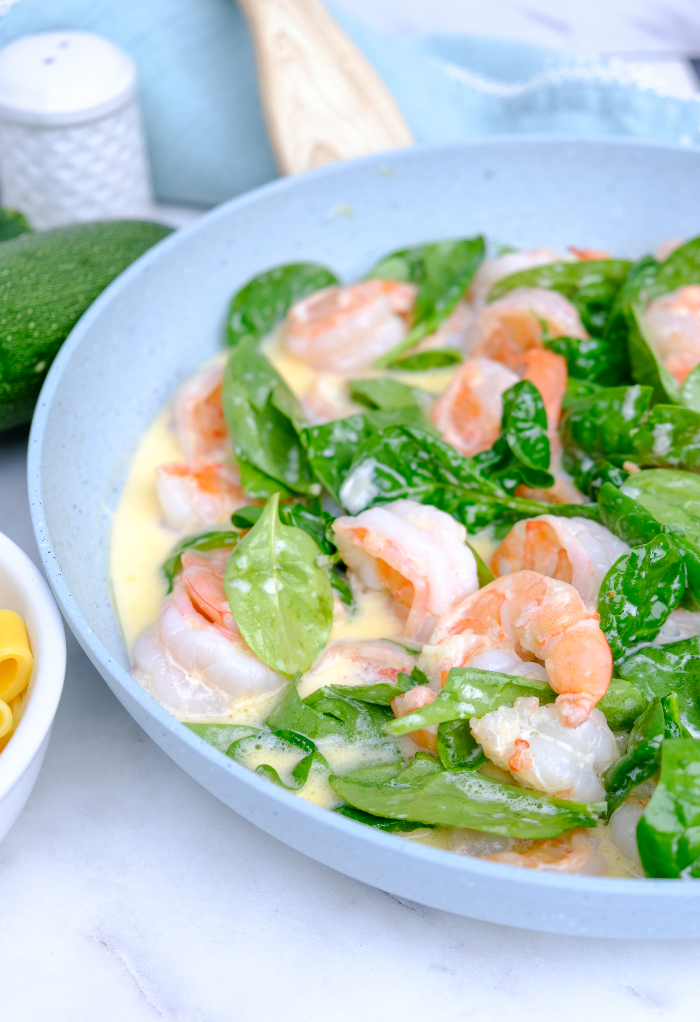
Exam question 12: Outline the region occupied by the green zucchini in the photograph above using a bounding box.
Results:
[0,219,172,429]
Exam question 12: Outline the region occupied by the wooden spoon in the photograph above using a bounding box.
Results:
[237,0,415,174]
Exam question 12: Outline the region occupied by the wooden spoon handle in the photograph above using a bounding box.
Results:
[237,0,414,175]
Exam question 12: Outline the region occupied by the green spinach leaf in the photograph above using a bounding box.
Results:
[562,378,603,412]
[604,695,682,816]
[598,534,685,660]
[473,380,553,492]
[330,753,604,838]
[637,737,700,877]
[628,306,683,405]
[630,410,700,474]
[370,237,485,367]
[597,482,662,547]
[184,722,260,753]
[304,686,395,744]
[348,377,429,412]
[228,727,329,790]
[222,338,315,496]
[544,334,629,386]
[617,638,700,737]
[386,349,462,371]
[330,664,425,707]
[226,263,338,347]
[596,677,649,731]
[385,666,555,735]
[162,530,239,591]
[333,804,433,832]
[301,407,434,505]
[224,493,333,676]
[437,719,487,770]
[559,384,653,461]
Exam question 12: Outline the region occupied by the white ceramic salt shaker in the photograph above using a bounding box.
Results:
[0,31,152,229]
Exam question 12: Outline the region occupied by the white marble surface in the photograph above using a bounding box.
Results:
[4,2,700,1018]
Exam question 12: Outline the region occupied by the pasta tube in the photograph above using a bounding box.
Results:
[0,610,33,704]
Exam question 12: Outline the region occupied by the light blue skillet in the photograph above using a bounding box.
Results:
[28,137,700,937]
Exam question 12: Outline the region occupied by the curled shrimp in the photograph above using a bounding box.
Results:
[332,499,479,642]
[468,287,587,368]
[471,695,617,801]
[485,829,606,874]
[155,459,247,532]
[642,285,700,384]
[282,280,416,374]
[297,639,415,700]
[430,357,519,457]
[491,514,629,609]
[133,548,284,715]
[174,362,231,461]
[391,685,438,755]
[468,248,563,312]
[418,633,548,691]
[430,570,613,727]
[519,348,567,435]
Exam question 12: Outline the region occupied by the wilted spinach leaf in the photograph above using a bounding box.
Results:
[333,804,433,832]
[637,737,700,878]
[437,719,486,770]
[596,677,648,731]
[544,334,629,386]
[185,722,260,753]
[226,263,338,347]
[597,481,662,547]
[604,695,682,816]
[222,339,315,496]
[631,407,700,473]
[559,384,652,460]
[369,237,485,367]
[162,529,239,591]
[224,493,333,676]
[385,666,555,735]
[598,534,685,660]
[616,637,700,737]
[330,753,604,838]
[348,377,429,412]
[304,686,395,744]
[386,349,462,371]
[301,407,434,505]
[473,380,553,493]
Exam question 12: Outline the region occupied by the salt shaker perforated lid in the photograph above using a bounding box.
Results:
[0,31,136,124]
[0,31,152,229]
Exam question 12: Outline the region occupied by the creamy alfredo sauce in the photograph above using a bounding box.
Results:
[110,350,639,878]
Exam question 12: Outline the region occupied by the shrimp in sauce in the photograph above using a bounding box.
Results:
[491,515,629,609]
[430,570,613,727]
[174,362,231,461]
[282,280,416,374]
[155,459,247,533]
[429,357,519,457]
[332,499,479,642]
[642,285,700,385]
[467,287,587,368]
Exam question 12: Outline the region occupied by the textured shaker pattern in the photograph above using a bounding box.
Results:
[0,101,152,229]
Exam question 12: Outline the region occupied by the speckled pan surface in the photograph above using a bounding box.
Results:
[28,138,700,938]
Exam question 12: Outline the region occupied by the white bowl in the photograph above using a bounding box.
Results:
[28,138,700,936]
[0,531,66,843]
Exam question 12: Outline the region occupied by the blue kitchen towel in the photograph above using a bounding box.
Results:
[1,0,699,208]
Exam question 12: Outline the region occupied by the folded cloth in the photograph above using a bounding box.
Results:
[1,0,698,208]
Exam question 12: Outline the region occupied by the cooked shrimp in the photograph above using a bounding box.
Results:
[282,280,416,374]
[429,357,519,457]
[332,499,479,642]
[418,633,549,691]
[155,458,246,532]
[174,362,231,461]
[486,829,606,874]
[471,695,617,801]
[642,285,700,384]
[411,301,474,353]
[391,685,438,754]
[468,248,563,311]
[519,348,567,434]
[491,515,629,609]
[297,638,415,700]
[467,287,587,368]
[568,246,611,261]
[133,548,284,715]
[430,570,613,727]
